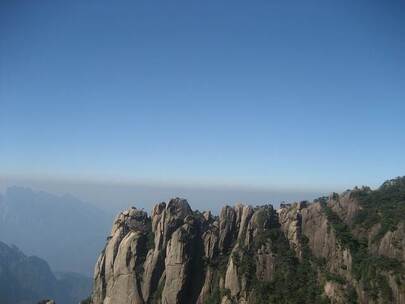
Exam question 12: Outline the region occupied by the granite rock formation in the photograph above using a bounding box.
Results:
[91,178,405,304]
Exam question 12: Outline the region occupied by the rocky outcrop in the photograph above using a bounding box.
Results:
[162,216,202,304]
[92,200,277,304]
[91,181,405,304]
[92,208,149,304]
[372,221,405,261]
[278,201,306,259]
[327,191,361,225]
[142,199,193,303]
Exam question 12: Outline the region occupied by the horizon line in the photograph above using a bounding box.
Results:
[0,172,382,194]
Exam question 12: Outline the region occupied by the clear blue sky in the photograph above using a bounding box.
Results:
[1,0,404,191]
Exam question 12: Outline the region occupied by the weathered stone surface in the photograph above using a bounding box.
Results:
[218,206,237,253]
[220,296,232,304]
[278,202,304,258]
[91,193,405,304]
[196,267,214,304]
[373,222,405,261]
[323,282,346,304]
[256,243,275,282]
[327,191,361,226]
[162,222,195,304]
[301,202,352,276]
[142,198,193,303]
[92,208,148,304]
[224,248,240,296]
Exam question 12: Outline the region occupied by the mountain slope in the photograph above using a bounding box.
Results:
[89,177,405,304]
[0,241,91,304]
[0,186,112,275]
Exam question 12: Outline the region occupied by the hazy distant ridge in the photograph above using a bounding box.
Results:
[0,186,111,275]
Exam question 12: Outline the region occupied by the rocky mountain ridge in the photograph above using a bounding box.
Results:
[90,177,405,304]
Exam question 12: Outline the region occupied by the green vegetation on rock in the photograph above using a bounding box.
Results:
[320,200,403,302]
[352,176,405,241]
[250,213,330,304]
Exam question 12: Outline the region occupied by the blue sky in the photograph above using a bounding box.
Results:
[1,0,405,191]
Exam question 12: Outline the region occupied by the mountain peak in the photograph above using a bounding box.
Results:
[90,186,405,304]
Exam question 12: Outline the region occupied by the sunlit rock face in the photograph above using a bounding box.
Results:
[91,181,405,304]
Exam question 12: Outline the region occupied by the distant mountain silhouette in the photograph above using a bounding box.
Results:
[0,186,112,275]
[0,241,91,304]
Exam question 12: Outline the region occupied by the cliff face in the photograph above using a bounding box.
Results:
[91,179,405,304]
